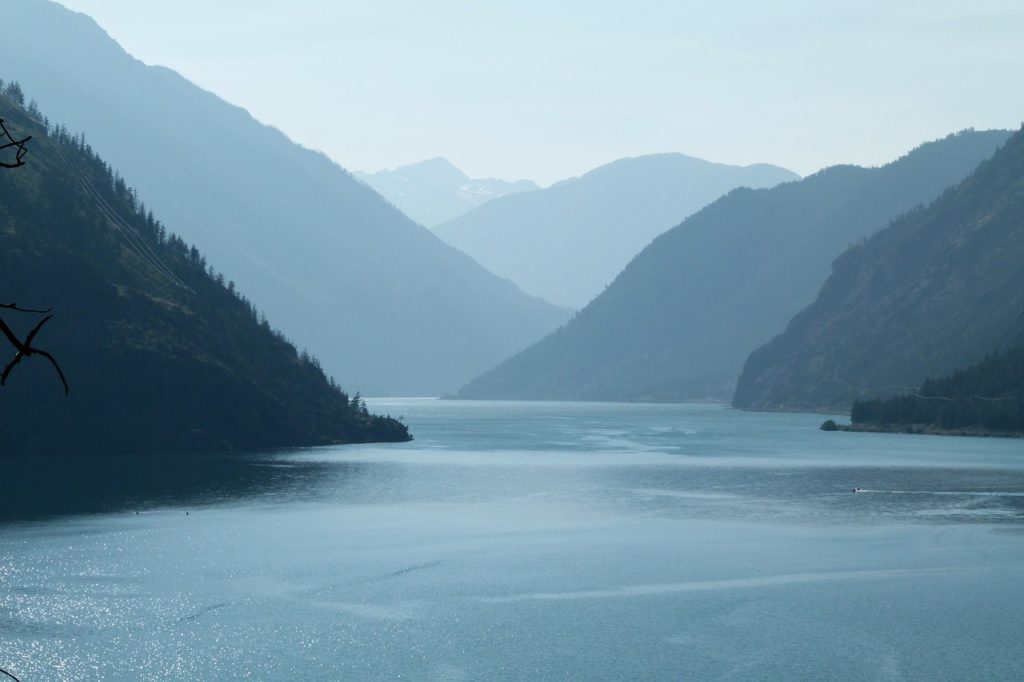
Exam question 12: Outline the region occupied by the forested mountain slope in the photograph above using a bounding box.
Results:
[1,0,568,396]
[847,345,1024,436]
[456,130,1011,402]
[0,90,408,455]
[734,128,1024,412]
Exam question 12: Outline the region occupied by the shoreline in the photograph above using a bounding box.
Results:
[833,422,1024,439]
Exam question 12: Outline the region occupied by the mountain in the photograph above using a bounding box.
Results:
[355,158,538,228]
[846,346,1024,436]
[455,130,1012,403]
[435,154,799,308]
[734,127,1024,413]
[1,0,569,396]
[0,90,409,455]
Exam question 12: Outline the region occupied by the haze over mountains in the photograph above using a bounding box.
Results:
[436,154,798,308]
[355,158,538,228]
[734,127,1024,413]
[0,93,409,455]
[2,0,568,396]
[456,130,1012,403]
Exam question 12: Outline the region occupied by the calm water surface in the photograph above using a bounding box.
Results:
[2,400,1023,680]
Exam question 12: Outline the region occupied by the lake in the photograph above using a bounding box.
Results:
[2,400,1023,680]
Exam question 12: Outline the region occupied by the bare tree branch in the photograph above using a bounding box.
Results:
[0,665,22,682]
[1,302,52,313]
[0,115,68,395]
[0,314,69,394]
[0,118,30,168]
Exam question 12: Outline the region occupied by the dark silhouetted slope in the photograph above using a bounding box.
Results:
[436,154,798,308]
[1,0,568,396]
[0,90,409,455]
[734,128,1024,413]
[356,158,538,228]
[457,130,1011,402]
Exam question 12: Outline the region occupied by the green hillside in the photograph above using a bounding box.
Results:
[0,84,409,455]
[848,346,1024,436]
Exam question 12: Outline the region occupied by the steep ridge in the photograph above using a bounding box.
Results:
[436,153,798,308]
[734,127,1024,413]
[0,91,409,455]
[355,158,538,228]
[456,130,1012,402]
[1,0,569,396]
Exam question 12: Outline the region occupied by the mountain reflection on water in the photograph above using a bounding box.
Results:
[0,451,353,523]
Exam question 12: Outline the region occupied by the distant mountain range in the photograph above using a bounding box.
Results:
[455,130,1012,403]
[355,158,538,228]
[734,127,1024,413]
[0,92,408,455]
[2,0,568,396]
[435,154,799,308]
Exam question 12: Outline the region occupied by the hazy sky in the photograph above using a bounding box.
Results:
[57,0,1024,185]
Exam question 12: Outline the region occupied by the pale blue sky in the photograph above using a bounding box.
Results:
[58,0,1024,185]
